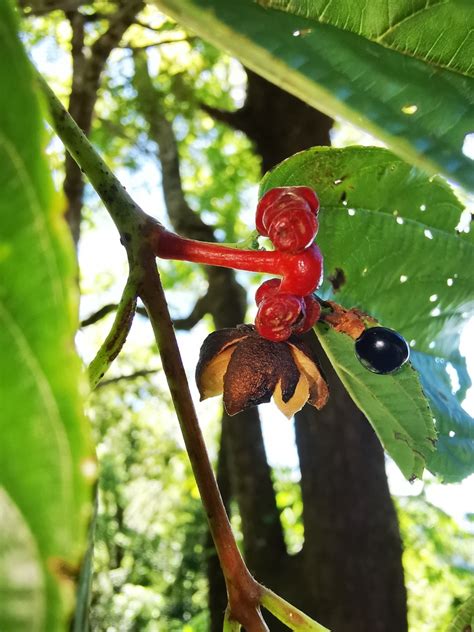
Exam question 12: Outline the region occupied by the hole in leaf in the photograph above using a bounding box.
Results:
[328,268,346,292]
[462,132,474,159]
[401,104,418,115]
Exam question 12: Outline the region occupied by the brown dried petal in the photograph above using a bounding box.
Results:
[289,338,329,410]
[197,346,236,400]
[195,326,251,401]
[273,374,311,418]
[223,336,300,416]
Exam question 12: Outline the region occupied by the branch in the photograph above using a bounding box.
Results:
[123,36,193,51]
[19,0,82,15]
[81,303,118,327]
[88,278,138,388]
[97,368,160,388]
[172,293,210,329]
[81,294,209,329]
[260,587,329,632]
[132,50,215,242]
[63,0,144,243]
[223,608,242,631]
[138,255,269,632]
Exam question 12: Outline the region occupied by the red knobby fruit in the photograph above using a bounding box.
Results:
[255,278,281,306]
[293,295,321,334]
[255,293,305,342]
[256,186,320,236]
[267,206,319,253]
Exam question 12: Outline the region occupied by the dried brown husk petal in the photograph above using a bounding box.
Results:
[273,374,311,418]
[223,335,300,416]
[195,326,251,401]
[289,338,329,410]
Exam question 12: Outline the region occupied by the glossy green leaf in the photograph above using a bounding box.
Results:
[261,0,474,77]
[0,4,94,631]
[260,146,474,481]
[154,0,474,191]
[315,325,435,480]
[446,594,474,632]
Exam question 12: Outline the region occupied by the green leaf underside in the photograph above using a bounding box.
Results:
[411,353,474,483]
[316,325,435,481]
[0,4,93,631]
[261,146,474,481]
[154,0,474,191]
[259,0,474,78]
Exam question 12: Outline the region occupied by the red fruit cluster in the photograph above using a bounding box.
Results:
[254,187,322,341]
[256,186,319,253]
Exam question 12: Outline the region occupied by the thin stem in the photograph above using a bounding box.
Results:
[138,254,269,631]
[220,230,260,251]
[223,607,242,631]
[260,586,330,632]
[88,278,138,388]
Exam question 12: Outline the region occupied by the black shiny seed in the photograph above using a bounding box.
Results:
[355,327,410,374]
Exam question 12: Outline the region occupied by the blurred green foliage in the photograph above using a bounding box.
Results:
[89,370,210,630]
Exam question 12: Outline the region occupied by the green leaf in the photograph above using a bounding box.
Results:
[446,594,474,632]
[315,325,435,480]
[260,146,474,481]
[260,0,474,78]
[0,4,94,631]
[154,0,474,191]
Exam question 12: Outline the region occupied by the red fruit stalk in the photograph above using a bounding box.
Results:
[154,230,323,296]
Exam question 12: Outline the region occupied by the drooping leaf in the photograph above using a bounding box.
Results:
[260,146,474,481]
[154,0,474,191]
[0,4,94,631]
[315,324,435,481]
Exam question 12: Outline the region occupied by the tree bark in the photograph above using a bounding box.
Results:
[294,334,407,631]
[63,0,144,244]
